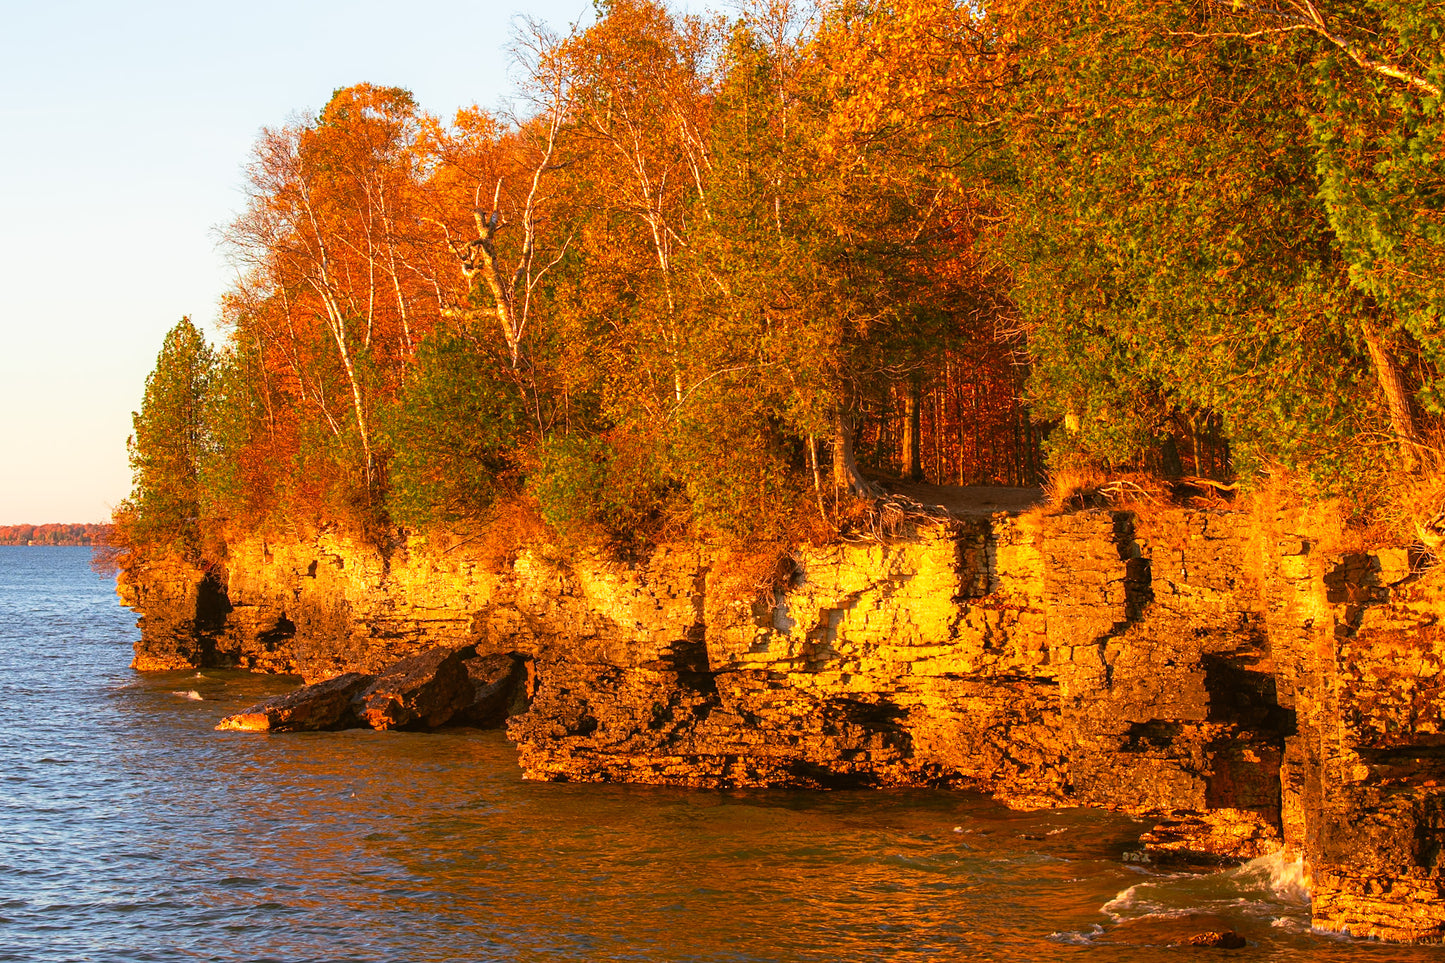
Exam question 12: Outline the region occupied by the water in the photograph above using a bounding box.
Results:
[0,546,1441,962]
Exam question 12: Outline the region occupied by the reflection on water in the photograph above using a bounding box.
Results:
[1,547,1442,962]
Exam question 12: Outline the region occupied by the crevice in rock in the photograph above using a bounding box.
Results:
[1112,512,1154,622]
[196,572,232,631]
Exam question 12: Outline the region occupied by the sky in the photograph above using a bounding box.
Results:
[0,0,605,525]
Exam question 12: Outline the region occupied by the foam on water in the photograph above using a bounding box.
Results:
[1231,848,1310,903]
[1090,845,1315,945]
[1048,923,1104,945]
[1101,882,1145,921]
[171,690,203,701]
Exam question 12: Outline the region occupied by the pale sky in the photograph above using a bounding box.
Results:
[0,0,603,525]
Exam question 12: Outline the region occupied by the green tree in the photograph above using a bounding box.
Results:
[120,318,218,557]
[385,332,525,528]
[976,0,1386,490]
[1303,1,1445,453]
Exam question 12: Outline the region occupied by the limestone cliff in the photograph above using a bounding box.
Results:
[118,506,1445,942]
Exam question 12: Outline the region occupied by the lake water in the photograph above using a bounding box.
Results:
[1,545,1441,962]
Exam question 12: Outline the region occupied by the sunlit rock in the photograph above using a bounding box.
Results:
[1141,809,1282,864]
[215,672,372,732]
[354,645,476,730]
[127,503,1445,941]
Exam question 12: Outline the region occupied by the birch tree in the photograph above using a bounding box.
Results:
[225,85,438,499]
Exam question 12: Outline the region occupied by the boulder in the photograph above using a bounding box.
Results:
[458,652,527,727]
[355,645,477,730]
[215,672,373,732]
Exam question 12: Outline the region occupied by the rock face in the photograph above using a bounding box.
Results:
[119,506,1445,942]
[1140,809,1283,864]
[460,653,527,727]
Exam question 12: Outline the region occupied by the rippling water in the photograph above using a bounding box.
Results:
[2,546,1442,962]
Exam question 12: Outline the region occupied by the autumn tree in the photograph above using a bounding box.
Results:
[430,59,572,375]
[509,0,739,542]
[554,0,721,406]
[778,0,1024,494]
[121,0,1445,564]
[224,84,451,529]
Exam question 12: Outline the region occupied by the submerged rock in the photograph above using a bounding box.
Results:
[1103,914,1250,949]
[215,672,372,732]
[1178,931,1247,949]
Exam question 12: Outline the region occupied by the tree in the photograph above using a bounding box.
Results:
[782,0,1021,495]
[1164,0,1445,471]
[121,318,217,557]
[431,26,575,375]
[965,0,1394,491]
[224,84,448,525]
[385,332,525,528]
[1302,1,1444,467]
[556,0,722,407]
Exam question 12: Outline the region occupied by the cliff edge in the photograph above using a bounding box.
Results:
[118,505,1445,941]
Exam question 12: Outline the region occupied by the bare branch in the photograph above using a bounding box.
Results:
[666,362,775,423]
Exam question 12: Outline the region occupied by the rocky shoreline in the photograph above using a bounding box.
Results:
[118,504,1445,941]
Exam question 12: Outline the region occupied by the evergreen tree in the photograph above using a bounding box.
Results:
[986,0,1395,489]
[120,318,217,557]
[385,332,524,529]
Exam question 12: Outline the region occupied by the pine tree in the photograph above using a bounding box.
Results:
[121,318,217,557]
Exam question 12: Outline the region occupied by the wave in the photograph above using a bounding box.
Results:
[1232,848,1310,903]
[1083,845,1312,944]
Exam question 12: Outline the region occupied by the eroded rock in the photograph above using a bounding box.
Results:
[215,672,372,732]
[355,644,477,730]
[460,652,528,727]
[130,507,1445,941]
[1141,809,1282,864]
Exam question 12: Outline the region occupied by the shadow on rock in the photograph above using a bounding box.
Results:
[216,646,528,733]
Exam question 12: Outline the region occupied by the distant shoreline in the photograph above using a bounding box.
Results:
[0,524,113,547]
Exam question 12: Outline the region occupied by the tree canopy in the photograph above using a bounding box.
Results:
[119,0,1445,559]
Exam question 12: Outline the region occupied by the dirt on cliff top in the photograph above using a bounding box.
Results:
[884,481,1046,518]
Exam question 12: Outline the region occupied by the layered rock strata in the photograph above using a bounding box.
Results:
[118,506,1445,941]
